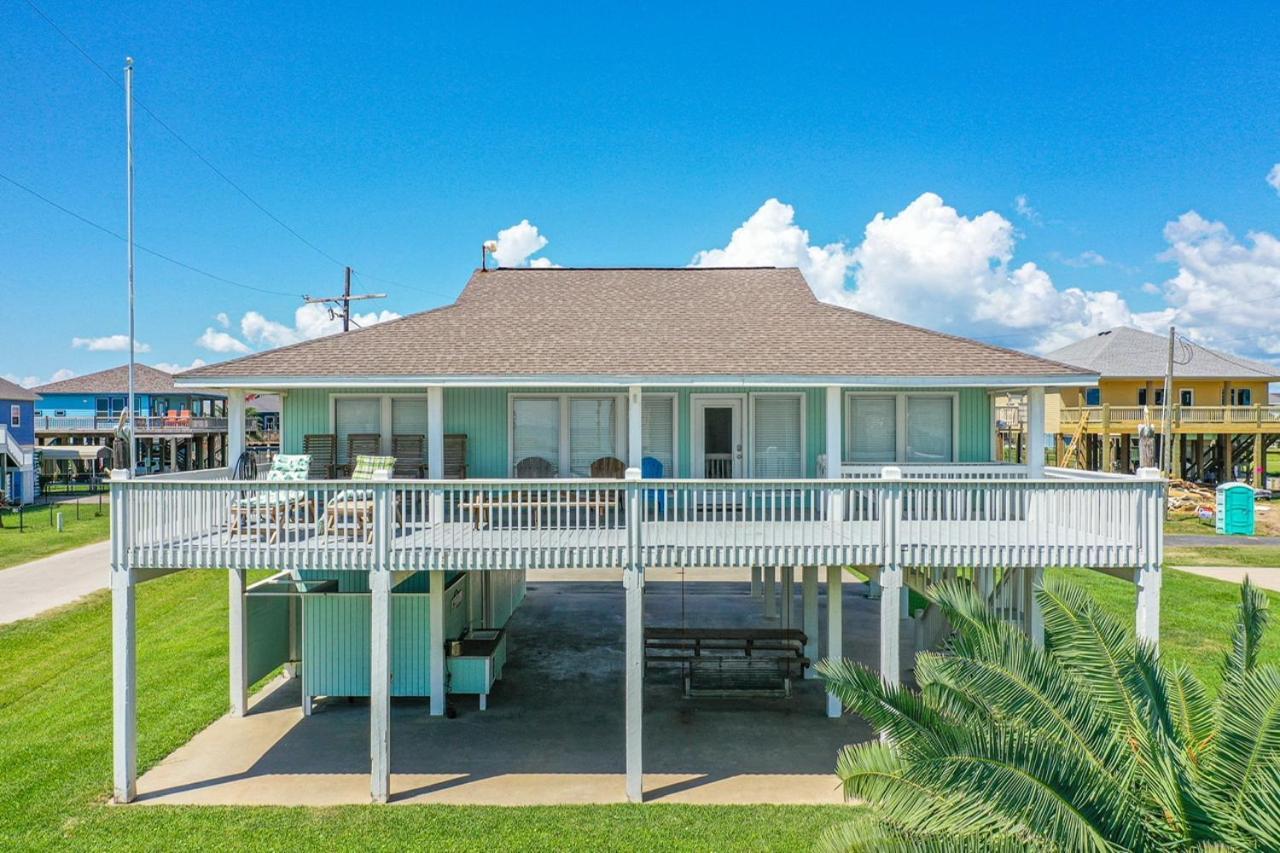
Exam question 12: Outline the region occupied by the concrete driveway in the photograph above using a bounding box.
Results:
[135,574,884,805]
[0,540,110,625]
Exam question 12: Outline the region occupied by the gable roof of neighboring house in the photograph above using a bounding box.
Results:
[33,364,220,396]
[179,267,1092,386]
[0,377,40,402]
[1044,327,1280,381]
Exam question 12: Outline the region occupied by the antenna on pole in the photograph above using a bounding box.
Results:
[125,56,136,471]
[303,266,385,332]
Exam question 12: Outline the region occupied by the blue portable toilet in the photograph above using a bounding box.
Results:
[1216,482,1255,536]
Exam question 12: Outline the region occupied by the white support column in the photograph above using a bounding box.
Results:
[826,565,843,717]
[763,566,777,619]
[623,467,644,802]
[825,385,844,521]
[1024,567,1045,648]
[1027,386,1046,477]
[429,570,446,716]
[278,390,288,454]
[1136,466,1163,647]
[628,385,643,470]
[168,437,177,472]
[802,566,819,678]
[750,566,762,598]
[229,569,248,716]
[110,469,136,803]
[880,465,903,689]
[369,568,391,803]
[226,390,246,469]
[427,386,445,520]
[780,566,794,630]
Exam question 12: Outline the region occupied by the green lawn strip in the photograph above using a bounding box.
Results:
[0,571,855,851]
[1164,545,1280,568]
[0,505,111,570]
[1049,567,1280,692]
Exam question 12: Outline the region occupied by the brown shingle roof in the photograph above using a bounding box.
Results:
[34,364,219,396]
[181,267,1091,383]
[0,377,40,402]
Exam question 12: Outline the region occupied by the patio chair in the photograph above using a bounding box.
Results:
[324,454,399,542]
[391,434,426,478]
[589,456,626,479]
[303,433,337,479]
[338,433,382,477]
[443,433,469,479]
[164,409,179,427]
[515,456,557,478]
[179,409,192,425]
[228,453,313,543]
[642,455,666,513]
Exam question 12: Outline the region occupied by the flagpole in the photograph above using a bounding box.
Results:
[125,57,136,471]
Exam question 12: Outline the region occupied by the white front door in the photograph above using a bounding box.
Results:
[693,397,744,479]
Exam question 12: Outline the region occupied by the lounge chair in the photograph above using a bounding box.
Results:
[324,454,398,542]
[303,434,337,479]
[228,453,313,543]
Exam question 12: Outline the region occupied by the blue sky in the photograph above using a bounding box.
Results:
[4,1,1279,385]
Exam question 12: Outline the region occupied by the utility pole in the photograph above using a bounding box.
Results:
[303,268,385,332]
[343,266,352,332]
[125,57,136,470]
[1160,326,1175,478]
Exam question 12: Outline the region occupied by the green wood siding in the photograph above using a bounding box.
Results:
[247,595,291,684]
[283,384,994,476]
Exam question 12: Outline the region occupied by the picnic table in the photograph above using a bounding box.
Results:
[462,488,620,529]
[643,626,809,697]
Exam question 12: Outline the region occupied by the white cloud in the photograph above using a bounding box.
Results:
[1055,249,1108,268]
[196,327,251,354]
[153,359,208,374]
[71,334,151,353]
[3,368,74,389]
[529,257,562,269]
[692,194,1141,352]
[1268,164,1280,195]
[689,198,854,299]
[240,303,401,349]
[1145,211,1280,356]
[215,312,231,328]
[491,219,555,268]
[1014,194,1042,225]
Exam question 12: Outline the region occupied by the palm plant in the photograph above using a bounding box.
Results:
[817,576,1280,851]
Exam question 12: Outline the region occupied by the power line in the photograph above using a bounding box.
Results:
[23,0,346,269]
[0,169,298,298]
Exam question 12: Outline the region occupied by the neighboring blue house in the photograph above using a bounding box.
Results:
[0,376,38,503]
[33,364,229,474]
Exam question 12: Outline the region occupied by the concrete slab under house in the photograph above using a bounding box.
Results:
[107,266,1166,806]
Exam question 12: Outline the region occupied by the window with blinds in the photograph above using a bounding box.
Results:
[391,397,429,466]
[906,396,954,462]
[845,396,897,463]
[752,395,802,478]
[512,397,560,472]
[642,396,675,477]
[335,397,381,463]
[569,397,616,476]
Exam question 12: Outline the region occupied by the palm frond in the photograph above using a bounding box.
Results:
[817,658,961,756]
[1222,577,1270,682]
[1202,663,1280,850]
[1164,660,1214,759]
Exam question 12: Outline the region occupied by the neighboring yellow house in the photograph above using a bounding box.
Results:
[1043,327,1280,484]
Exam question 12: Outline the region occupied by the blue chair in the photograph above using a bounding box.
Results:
[641,456,666,513]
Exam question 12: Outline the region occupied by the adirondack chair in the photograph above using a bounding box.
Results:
[443,433,468,479]
[340,433,382,477]
[391,434,426,478]
[164,409,179,427]
[642,455,666,513]
[514,456,557,478]
[178,409,192,425]
[589,456,626,479]
[303,434,337,479]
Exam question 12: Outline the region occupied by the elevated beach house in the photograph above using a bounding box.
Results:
[34,364,229,476]
[109,267,1165,804]
[0,376,39,504]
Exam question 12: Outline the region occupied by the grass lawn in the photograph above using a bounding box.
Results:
[0,572,854,851]
[1050,566,1280,692]
[0,503,110,571]
[1164,545,1280,568]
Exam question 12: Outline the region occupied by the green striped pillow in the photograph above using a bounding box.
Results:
[351,455,395,481]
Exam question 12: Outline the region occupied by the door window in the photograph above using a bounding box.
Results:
[905,396,954,463]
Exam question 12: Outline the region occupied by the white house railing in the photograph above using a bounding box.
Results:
[37,415,234,433]
[840,462,1030,480]
[111,469,1164,574]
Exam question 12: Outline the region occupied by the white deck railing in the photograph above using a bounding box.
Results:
[112,468,1164,574]
[37,415,235,433]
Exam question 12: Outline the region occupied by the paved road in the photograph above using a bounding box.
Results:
[1167,534,1280,547]
[0,540,109,626]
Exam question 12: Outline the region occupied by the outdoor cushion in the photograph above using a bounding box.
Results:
[234,490,308,508]
[351,455,396,481]
[266,454,312,483]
